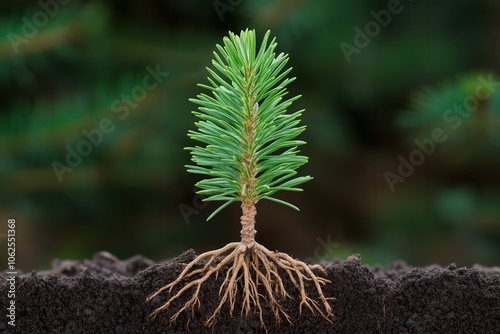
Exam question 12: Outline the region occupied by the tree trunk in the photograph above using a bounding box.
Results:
[240,202,257,251]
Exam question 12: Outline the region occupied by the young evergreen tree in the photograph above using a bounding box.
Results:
[148,29,333,328]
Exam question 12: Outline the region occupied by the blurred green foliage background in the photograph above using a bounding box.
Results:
[1,0,499,271]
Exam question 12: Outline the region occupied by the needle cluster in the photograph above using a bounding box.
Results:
[187,29,312,220]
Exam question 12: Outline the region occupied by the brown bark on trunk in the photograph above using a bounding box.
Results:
[240,201,257,251]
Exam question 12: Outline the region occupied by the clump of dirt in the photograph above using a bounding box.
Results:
[1,251,499,333]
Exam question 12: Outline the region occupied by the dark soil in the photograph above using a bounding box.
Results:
[1,250,499,333]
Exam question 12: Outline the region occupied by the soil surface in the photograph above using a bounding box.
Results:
[1,250,499,333]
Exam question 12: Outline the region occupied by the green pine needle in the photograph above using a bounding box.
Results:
[186,29,312,220]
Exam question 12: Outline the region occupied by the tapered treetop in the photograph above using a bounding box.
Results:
[187,29,312,220]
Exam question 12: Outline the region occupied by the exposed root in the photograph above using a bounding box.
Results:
[147,242,334,327]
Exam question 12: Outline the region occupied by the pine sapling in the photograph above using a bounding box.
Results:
[148,29,333,328]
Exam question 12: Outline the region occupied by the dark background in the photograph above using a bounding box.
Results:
[1,0,499,271]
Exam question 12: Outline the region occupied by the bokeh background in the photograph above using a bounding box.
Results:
[1,0,499,271]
